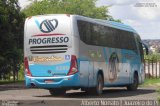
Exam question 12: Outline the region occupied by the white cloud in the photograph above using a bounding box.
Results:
[137,7,160,21]
[111,0,138,5]
[19,0,31,9]
[97,0,160,39]
[123,19,142,27]
[97,0,138,6]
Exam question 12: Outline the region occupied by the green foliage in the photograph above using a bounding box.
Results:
[144,53,160,61]
[0,0,25,81]
[23,0,118,21]
[18,63,24,80]
[157,89,160,104]
[141,78,160,87]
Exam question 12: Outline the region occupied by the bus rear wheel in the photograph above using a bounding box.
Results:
[49,89,66,96]
[127,73,138,91]
[92,74,104,95]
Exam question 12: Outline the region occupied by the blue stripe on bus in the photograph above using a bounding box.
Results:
[103,48,108,64]
[34,19,40,28]
[106,21,136,33]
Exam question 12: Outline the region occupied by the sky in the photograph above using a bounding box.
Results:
[19,0,160,39]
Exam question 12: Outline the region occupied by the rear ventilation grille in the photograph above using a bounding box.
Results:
[30,45,68,54]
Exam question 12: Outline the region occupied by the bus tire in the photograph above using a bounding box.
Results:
[127,73,138,91]
[49,89,66,96]
[92,74,104,95]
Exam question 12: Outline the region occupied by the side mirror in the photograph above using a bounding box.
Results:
[146,47,149,55]
[141,42,149,55]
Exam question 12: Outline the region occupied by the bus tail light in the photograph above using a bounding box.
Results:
[68,55,78,75]
[24,57,32,76]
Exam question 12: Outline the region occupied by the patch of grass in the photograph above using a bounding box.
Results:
[157,89,160,102]
[141,79,160,105]
[158,88,160,93]
[157,89,160,92]
[158,89,160,105]
[141,78,160,87]
[0,80,24,85]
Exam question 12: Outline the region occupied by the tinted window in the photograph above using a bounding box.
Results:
[77,20,137,51]
[135,34,144,61]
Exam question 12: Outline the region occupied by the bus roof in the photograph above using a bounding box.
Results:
[27,14,137,34]
[95,19,137,33]
[73,15,137,33]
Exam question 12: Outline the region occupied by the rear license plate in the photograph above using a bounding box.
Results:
[44,79,54,83]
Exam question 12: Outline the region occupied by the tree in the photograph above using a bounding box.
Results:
[0,0,25,81]
[23,0,119,21]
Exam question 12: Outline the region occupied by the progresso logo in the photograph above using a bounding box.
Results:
[35,19,58,33]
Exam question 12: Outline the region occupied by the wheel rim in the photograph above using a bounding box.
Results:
[134,75,138,87]
[97,75,103,94]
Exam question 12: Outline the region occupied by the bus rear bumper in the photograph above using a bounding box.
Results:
[25,74,80,89]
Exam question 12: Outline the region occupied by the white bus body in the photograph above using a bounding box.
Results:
[24,14,146,95]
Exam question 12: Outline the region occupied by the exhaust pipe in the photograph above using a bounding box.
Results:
[30,83,36,88]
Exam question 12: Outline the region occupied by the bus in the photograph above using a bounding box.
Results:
[24,14,148,95]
